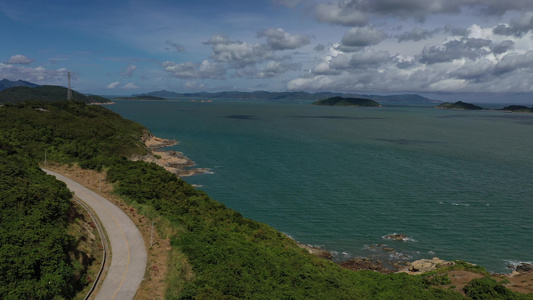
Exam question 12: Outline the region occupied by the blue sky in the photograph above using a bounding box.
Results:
[3,0,533,100]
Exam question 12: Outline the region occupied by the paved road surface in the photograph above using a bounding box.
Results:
[44,170,147,300]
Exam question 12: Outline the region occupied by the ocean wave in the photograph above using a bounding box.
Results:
[504,260,533,270]
[451,202,470,206]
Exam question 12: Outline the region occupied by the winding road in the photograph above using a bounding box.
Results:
[44,170,147,300]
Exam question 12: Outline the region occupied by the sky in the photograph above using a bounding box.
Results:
[2,0,533,101]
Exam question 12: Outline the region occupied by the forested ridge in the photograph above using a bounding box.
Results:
[1,100,531,299]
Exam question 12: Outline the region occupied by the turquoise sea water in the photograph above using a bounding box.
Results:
[109,100,533,273]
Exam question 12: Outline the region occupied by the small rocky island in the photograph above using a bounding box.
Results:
[436,101,484,110]
[312,96,381,107]
[501,105,533,113]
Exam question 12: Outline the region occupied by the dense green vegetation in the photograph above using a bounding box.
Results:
[2,100,532,299]
[0,152,76,299]
[312,96,381,107]
[436,101,484,110]
[0,85,111,104]
[0,100,147,168]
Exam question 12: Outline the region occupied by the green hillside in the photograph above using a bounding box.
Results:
[312,96,381,107]
[0,85,111,104]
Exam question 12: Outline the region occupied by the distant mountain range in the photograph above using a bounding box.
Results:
[0,79,110,104]
[0,79,39,91]
[133,90,442,103]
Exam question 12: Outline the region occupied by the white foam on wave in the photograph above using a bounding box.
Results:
[452,202,470,206]
[382,233,416,242]
[504,259,533,269]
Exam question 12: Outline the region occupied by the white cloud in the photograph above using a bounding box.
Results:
[7,54,33,65]
[340,26,387,50]
[315,2,368,27]
[0,63,67,83]
[162,60,226,79]
[107,81,120,89]
[257,28,310,50]
[124,82,139,89]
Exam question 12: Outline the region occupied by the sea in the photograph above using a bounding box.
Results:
[108,99,533,273]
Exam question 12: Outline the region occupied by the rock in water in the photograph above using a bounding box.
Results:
[516,263,533,273]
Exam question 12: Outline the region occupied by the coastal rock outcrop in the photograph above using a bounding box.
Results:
[383,233,411,241]
[516,263,533,273]
[403,257,454,274]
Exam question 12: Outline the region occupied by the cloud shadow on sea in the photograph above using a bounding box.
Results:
[376,138,441,145]
[286,115,384,120]
[224,115,259,120]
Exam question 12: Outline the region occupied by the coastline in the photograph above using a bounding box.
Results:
[132,131,210,177]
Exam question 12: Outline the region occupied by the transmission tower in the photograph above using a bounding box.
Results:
[67,72,73,100]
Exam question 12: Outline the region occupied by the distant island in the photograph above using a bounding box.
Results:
[501,105,533,113]
[312,96,381,107]
[113,95,166,101]
[134,90,439,103]
[436,101,484,110]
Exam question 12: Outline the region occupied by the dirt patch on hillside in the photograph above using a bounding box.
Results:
[44,163,171,300]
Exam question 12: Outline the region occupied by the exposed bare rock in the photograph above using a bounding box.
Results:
[298,244,333,260]
[516,263,533,273]
[401,257,454,274]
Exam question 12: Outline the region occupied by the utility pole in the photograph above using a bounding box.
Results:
[44,149,47,167]
[67,72,73,100]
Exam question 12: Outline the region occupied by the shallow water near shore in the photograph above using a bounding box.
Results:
[109,100,533,273]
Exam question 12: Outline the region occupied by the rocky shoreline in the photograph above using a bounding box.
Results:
[297,236,533,294]
[131,131,210,177]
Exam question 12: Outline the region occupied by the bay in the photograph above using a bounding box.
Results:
[109,100,533,273]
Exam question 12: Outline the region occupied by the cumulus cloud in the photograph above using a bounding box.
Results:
[124,82,139,89]
[340,26,387,50]
[315,2,367,27]
[0,63,67,83]
[121,65,137,78]
[494,51,533,75]
[255,61,300,78]
[419,37,492,64]
[490,40,515,54]
[257,28,310,50]
[450,60,495,81]
[162,60,226,79]
[493,12,533,37]
[315,0,533,25]
[7,54,33,65]
[208,36,274,69]
[107,81,120,89]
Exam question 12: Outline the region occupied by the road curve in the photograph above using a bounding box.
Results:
[44,169,147,300]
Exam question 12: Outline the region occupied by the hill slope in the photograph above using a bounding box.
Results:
[0,79,39,91]
[0,85,111,104]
